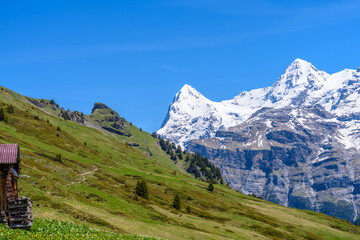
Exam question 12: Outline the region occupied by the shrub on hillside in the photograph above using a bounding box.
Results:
[207,182,214,192]
[172,194,181,210]
[135,179,149,199]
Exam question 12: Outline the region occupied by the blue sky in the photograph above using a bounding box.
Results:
[1,0,360,132]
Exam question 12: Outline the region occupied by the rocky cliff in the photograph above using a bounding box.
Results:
[187,106,360,222]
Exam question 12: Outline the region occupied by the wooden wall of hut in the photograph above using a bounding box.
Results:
[0,171,5,214]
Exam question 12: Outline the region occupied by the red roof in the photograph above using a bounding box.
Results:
[0,143,19,164]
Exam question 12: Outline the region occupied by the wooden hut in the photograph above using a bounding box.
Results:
[0,143,32,229]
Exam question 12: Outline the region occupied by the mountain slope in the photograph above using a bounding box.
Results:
[0,86,359,239]
[158,59,360,223]
[188,105,360,222]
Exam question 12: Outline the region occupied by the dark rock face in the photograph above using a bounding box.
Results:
[68,111,86,124]
[92,102,110,113]
[102,126,131,137]
[187,106,360,222]
[127,142,140,147]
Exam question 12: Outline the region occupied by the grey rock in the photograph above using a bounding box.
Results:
[187,106,360,222]
[92,102,110,113]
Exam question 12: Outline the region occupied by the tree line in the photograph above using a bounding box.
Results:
[152,132,223,184]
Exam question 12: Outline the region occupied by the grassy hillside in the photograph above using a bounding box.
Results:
[0,219,160,240]
[0,86,359,240]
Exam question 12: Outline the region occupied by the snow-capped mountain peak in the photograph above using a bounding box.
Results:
[174,84,204,102]
[279,58,328,88]
[287,58,312,70]
[266,59,329,105]
[158,59,359,147]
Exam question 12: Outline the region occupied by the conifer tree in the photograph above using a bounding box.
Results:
[7,105,14,113]
[62,111,71,120]
[172,194,181,210]
[207,182,214,192]
[170,151,177,161]
[176,145,183,160]
[0,108,5,121]
[55,153,62,163]
[135,179,149,199]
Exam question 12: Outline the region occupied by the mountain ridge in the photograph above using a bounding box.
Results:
[158,59,359,148]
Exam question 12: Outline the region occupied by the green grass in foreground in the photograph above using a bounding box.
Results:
[0,219,161,240]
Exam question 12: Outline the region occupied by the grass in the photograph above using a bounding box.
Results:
[0,219,161,240]
[0,85,359,239]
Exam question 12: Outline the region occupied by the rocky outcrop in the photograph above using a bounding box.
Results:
[90,103,131,137]
[187,106,360,222]
[92,102,110,113]
[90,102,126,130]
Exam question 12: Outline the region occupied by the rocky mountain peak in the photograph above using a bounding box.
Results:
[91,102,110,114]
[357,67,360,72]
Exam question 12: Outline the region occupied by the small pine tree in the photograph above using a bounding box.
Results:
[176,145,183,160]
[207,182,214,192]
[84,142,87,146]
[0,108,5,121]
[57,126,61,131]
[135,179,149,199]
[151,132,157,138]
[55,153,62,162]
[186,206,191,213]
[62,111,71,120]
[170,151,177,161]
[7,105,14,113]
[172,194,181,210]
